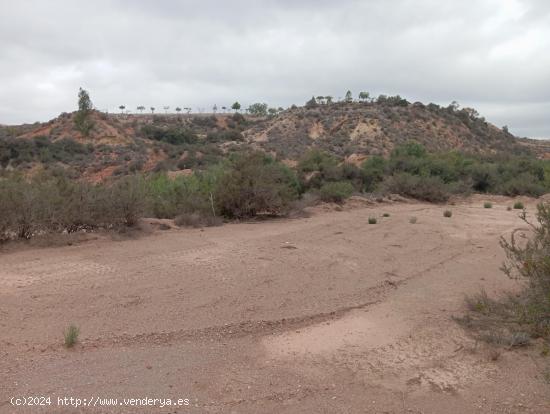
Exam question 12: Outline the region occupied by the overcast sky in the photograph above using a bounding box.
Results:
[1,0,549,138]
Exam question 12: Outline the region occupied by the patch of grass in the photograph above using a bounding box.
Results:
[443,210,452,218]
[409,216,417,224]
[382,213,390,217]
[368,217,377,224]
[484,202,493,209]
[64,324,80,348]
[513,201,524,209]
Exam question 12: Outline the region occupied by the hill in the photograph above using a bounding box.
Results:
[0,98,543,181]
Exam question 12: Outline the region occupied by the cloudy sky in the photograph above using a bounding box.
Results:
[1,0,549,138]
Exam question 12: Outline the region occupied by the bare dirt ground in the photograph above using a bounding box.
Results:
[1,196,549,413]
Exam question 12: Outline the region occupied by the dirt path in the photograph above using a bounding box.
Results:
[1,197,549,413]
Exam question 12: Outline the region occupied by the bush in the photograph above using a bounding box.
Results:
[514,201,524,209]
[381,173,449,202]
[318,181,354,203]
[368,217,377,224]
[443,210,452,218]
[215,152,299,218]
[484,202,493,208]
[64,324,80,348]
[140,125,198,145]
[409,216,418,224]
[107,175,148,226]
[460,203,550,344]
[383,213,390,217]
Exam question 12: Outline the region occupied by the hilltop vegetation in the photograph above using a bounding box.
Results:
[0,90,539,181]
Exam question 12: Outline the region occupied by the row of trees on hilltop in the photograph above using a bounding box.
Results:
[120,102,284,116]
[118,102,244,115]
[76,87,288,120]
[305,90,409,107]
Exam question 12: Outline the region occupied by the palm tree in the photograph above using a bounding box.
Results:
[119,105,125,114]
[150,106,155,114]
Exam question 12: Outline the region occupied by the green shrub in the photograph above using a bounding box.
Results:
[318,181,354,203]
[381,173,449,202]
[484,202,493,209]
[513,201,524,209]
[362,156,387,191]
[368,217,377,224]
[409,216,418,224]
[443,210,452,218]
[64,324,80,348]
[383,213,390,217]
[107,175,148,226]
[215,152,299,218]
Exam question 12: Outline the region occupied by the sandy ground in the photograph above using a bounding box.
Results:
[1,196,549,413]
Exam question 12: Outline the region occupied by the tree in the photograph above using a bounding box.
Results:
[325,96,333,104]
[247,102,268,116]
[268,107,278,117]
[316,96,325,105]
[150,107,155,114]
[358,91,370,102]
[221,106,227,113]
[213,104,218,114]
[185,107,192,114]
[74,87,94,136]
[78,87,93,113]
[163,106,170,114]
[119,105,126,114]
[345,90,353,103]
[231,101,241,112]
[137,105,145,114]
[305,96,317,108]
[175,107,182,114]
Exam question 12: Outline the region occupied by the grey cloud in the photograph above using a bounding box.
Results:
[0,0,548,138]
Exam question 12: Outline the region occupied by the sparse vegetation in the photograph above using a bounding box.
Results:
[368,217,377,224]
[513,201,524,209]
[459,203,550,347]
[409,216,418,224]
[484,202,493,208]
[64,324,80,348]
[443,210,452,218]
[383,213,390,217]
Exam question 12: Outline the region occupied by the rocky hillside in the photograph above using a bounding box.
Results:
[0,99,542,181]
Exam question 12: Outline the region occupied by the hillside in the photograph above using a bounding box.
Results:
[0,99,542,181]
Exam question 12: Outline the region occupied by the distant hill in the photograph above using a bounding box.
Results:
[0,99,545,181]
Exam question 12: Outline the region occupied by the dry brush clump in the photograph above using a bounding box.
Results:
[0,172,148,242]
[458,203,550,348]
